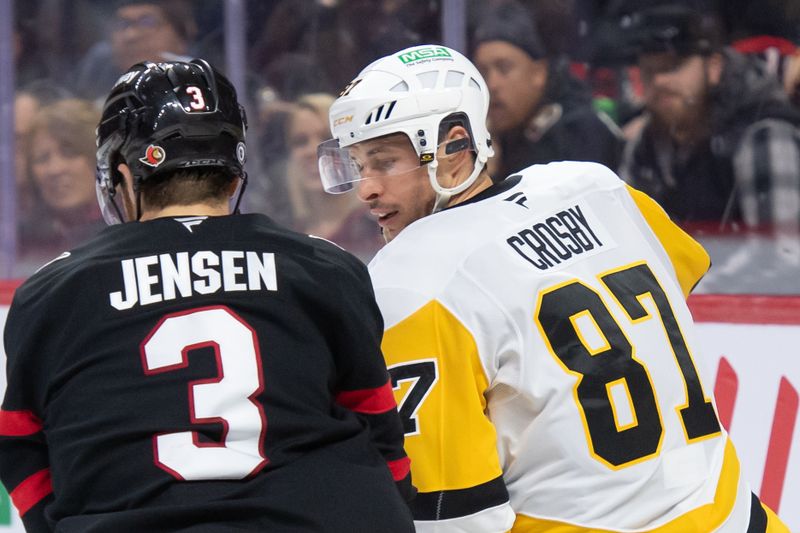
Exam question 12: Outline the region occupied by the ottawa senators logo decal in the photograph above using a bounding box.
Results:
[139,145,166,167]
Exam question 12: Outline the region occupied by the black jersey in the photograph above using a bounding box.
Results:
[0,214,414,532]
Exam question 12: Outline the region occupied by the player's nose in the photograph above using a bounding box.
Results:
[356,177,383,203]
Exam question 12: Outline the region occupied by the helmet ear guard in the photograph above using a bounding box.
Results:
[322,44,494,212]
[444,137,471,155]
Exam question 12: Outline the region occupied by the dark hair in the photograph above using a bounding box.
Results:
[114,0,198,42]
[139,169,235,209]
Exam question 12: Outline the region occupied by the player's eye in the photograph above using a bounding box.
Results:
[350,158,365,173]
[373,158,396,172]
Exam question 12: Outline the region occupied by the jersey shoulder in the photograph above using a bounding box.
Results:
[369,161,625,291]
[242,213,367,272]
[513,160,625,196]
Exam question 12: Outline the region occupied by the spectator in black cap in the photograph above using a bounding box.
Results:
[619,4,800,232]
[472,1,624,180]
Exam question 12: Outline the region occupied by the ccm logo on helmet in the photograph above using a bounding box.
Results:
[139,145,166,167]
[177,158,225,167]
[333,115,354,127]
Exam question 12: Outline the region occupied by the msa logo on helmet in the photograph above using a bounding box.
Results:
[139,145,166,167]
[397,46,452,65]
[236,142,246,165]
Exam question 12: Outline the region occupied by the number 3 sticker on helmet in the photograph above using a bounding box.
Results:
[141,306,268,480]
[186,86,206,111]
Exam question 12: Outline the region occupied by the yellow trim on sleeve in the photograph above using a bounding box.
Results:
[625,185,710,298]
[764,503,791,533]
[382,300,503,493]
[512,438,741,532]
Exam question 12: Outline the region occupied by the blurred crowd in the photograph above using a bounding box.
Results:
[7,0,800,288]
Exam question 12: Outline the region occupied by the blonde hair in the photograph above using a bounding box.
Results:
[30,98,100,162]
[285,93,359,231]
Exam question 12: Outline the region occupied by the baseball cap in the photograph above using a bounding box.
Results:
[630,5,722,57]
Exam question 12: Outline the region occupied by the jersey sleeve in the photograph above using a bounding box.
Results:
[626,185,711,297]
[0,295,55,532]
[381,298,515,532]
[327,255,414,501]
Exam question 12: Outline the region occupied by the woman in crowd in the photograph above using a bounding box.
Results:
[285,93,383,262]
[20,98,105,267]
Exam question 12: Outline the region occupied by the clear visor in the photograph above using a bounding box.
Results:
[318,135,431,194]
[317,135,471,194]
[95,179,123,225]
[95,134,126,225]
[317,138,366,194]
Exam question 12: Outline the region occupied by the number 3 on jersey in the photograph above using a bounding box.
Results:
[535,262,720,469]
[141,306,268,480]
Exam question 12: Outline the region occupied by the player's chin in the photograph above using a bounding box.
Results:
[378,217,404,243]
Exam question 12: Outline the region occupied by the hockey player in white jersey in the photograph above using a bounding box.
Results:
[317,44,789,533]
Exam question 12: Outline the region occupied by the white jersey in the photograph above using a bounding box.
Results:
[369,162,783,532]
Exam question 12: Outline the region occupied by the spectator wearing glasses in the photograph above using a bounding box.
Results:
[71,0,197,101]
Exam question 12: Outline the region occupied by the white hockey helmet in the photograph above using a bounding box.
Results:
[318,44,494,211]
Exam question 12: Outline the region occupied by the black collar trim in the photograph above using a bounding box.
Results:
[446,175,523,210]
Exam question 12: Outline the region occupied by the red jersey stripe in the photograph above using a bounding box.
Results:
[335,380,397,414]
[387,456,411,481]
[10,468,52,517]
[0,410,43,436]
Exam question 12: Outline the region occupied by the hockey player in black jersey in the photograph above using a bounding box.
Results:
[0,59,414,532]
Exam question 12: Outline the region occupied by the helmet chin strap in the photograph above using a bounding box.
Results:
[231,173,248,214]
[428,154,487,214]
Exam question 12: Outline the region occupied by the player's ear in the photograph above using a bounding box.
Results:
[116,163,137,221]
[435,125,473,189]
[226,176,241,197]
[443,124,468,144]
[117,163,134,193]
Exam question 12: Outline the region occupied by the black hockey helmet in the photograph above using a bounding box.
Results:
[95,58,248,224]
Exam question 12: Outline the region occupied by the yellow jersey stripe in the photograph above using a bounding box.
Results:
[764,503,791,533]
[625,185,710,298]
[382,299,503,492]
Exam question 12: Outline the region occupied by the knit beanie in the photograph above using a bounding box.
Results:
[472,4,547,61]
